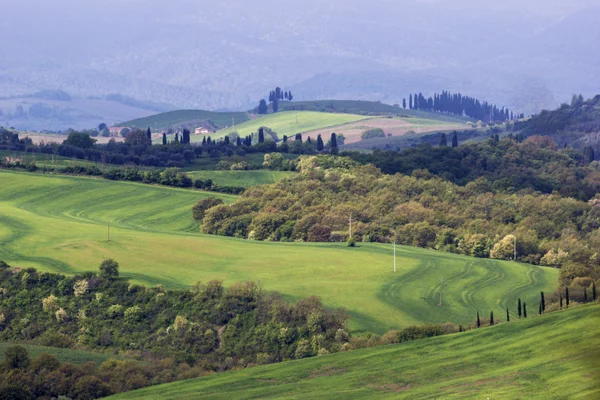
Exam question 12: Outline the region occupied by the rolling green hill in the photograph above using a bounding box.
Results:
[119,110,250,130]
[197,111,370,142]
[108,304,600,400]
[0,171,558,333]
[0,342,123,365]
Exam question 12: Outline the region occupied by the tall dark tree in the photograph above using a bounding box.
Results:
[506,308,510,322]
[174,133,179,143]
[584,286,587,303]
[560,294,563,309]
[202,136,207,145]
[439,133,447,146]
[451,131,458,147]
[306,137,312,145]
[258,128,265,143]
[258,99,268,115]
[539,302,542,315]
[541,291,545,312]
[583,146,595,164]
[295,133,302,142]
[162,132,167,145]
[409,94,413,110]
[317,134,324,151]
[402,98,407,109]
[330,133,338,154]
[566,287,570,308]
[146,127,152,141]
[224,136,230,145]
[490,311,494,326]
[476,311,480,328]
[523,302,527,318]
[236,136,242,146]
[518,298,522,318]
[282,135,288,143]
[273,98,279,113]
[593,281,597,301]
[288,91,294,101]
[275,87,282,100]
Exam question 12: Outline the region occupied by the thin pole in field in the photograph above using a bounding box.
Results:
[393,242,396,273]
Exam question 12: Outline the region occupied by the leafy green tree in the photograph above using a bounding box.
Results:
[3,345,30,369]
[98,123,108,131]
[64,131,96,149]
[125,130,151,147]
[518,298,522,318]
[439,133,447,146]
[258,99,268,115]
[193,197,224,221]
[490,311,494,326]
[100,259,119,279]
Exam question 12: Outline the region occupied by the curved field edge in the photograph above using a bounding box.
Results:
[0,171,558,333]
[107,304,600,400]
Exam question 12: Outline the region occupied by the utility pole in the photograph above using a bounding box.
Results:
[393,242,396,273]
[348,215,353,240]
[439,277,445,306]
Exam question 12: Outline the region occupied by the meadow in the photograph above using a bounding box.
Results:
[108,304,600,400]
[120,109,250,130]
[201,111,370,142]
[186,170,296,187]
[0,342,123,365]
[0,170,558,333]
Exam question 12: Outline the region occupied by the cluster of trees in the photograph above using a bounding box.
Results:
[0,345,200,400]
[258,87,294,114]
[0,260,349,381]
[404,91,521,123]
[345,135,600,201]
[197,155,600,285]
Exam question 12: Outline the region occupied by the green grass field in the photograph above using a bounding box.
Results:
[186,170,296,187]
[199,111,370,142]
[108,304,600,400]
[0,171,558,333]
[0,342,122,365]
[119,110,250,130]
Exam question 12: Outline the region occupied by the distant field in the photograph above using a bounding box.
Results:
[304,116,467,144]
[120,110,250,130]
[109,304,600,400]
[0,342,122,365]
[187,170,296,187]
[200,111,370,142]
[0,171,558,334]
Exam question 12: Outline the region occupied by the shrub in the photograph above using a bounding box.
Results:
[42,295,59,313]
[73,279,88,297]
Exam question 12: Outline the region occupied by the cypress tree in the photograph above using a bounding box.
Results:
[439,133,447,146]
[409,94,413,110]
[258,128,265,143]
[451,131,458,147]
[236,136,242,146]
[402,98,407,109]
[523,302,527,318]
[174,133,179,143]
[560,294,563,310]
[316,134,324,151]
[517,298,522,318]
[476,311,480,328]
[490,311,494,326]
[506,308,510,322]
[331,133,338,155]
[258,99,268,115]
[295,133,302,142]
[566,287,570,308]
[541,291,545,312]
[162,132,167,145]
[459,325,463,332]
[202,136,206,145]
[306,137,312,145]
[584,286,587,303]
[282,135,288,143]
[593,281,597,301]
[224,136,230,145]
[288,91,293,101]
[146,127,152,141]
[539,302,542,315]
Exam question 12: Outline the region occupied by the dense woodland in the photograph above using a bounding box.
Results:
[199,152,600,285]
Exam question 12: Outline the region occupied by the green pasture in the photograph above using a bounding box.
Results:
[0,342,123,365]
[0,171,558,333]
[120,110,250,130]
[186,170,296,187]
[200,111,370,142]
[109,304,600,400]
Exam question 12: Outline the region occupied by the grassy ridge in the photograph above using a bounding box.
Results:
[201,111,370,142]
[108,304,600,400]
[0,171,558,333]
[120,110,250,130]
[186,170,296,187]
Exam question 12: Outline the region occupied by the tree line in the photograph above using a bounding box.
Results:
[258,87,294,114]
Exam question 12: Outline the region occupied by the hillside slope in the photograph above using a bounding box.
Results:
[109,304,600,400]
[0,171,557,333]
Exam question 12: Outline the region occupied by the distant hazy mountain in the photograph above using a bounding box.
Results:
[1,0,599,129]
